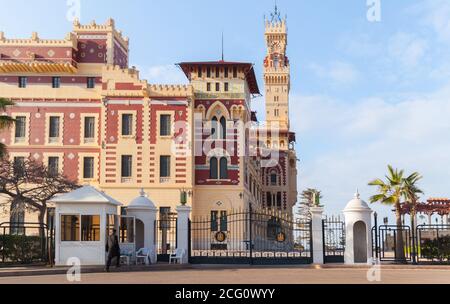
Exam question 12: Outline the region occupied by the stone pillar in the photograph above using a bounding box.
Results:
[176,205,192,264]
[310,207,324,265]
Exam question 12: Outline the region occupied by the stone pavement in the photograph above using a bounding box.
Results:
[0,264,449,284]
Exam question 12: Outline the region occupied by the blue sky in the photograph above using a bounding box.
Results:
[1,0,450,222]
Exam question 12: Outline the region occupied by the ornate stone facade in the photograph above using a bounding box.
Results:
[0,7,298,225]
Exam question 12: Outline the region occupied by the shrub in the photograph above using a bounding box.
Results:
[420,236,450,262]
[0,235,45,264]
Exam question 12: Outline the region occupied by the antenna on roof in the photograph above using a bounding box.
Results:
[221,31,224,61]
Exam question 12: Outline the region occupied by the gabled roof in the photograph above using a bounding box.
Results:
[177,61,260,95]
[49,185,122,206]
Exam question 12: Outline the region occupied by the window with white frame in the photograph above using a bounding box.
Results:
[121,155,133,181]
[48,156,59,176]
[48,116,60,143]
[14,116,26,143]
[121,114,133,136]
[84,117,96,143]
[160,114,171,136]
[83,157,95,179]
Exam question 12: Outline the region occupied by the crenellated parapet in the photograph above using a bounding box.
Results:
[147,84,194,98]
[101,64,148,97]
[0,31,78,48]
[72,18,129,49]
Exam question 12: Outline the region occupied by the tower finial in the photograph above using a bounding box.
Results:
[221,31,224,61]
[270,1,282,23]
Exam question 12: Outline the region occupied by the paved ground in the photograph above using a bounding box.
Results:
[0,266,449,284]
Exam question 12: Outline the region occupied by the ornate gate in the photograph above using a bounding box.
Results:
[322,216,345,263]
[189,208,312,265]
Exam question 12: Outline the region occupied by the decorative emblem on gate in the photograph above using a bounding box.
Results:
[215,231,227,243]
[276,232,286,243]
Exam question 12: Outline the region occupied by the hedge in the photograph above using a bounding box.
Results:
[420,235,450,262]
[0,235,46,264]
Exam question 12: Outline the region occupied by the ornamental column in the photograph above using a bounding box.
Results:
[310,207,324,265]
[176,205,192,264]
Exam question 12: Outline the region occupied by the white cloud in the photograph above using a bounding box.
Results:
[387,32,428,68]
[135,64,188,85]
[309,61,360,86]
[291,82,450,219]
[414,0,450,43]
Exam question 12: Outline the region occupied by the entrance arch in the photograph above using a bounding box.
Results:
[353,221,367,263]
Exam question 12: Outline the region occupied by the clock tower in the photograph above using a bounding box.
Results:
[264,5,290,133]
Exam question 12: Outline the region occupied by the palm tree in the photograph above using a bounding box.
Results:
[0,98,15,159]
[368,165,421,263]
[297,188,322,220]
[403,172,423,263]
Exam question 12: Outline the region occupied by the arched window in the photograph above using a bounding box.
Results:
[270,173,278,186]
[220,157,228,180]
[210,157,218,179]
[211,117,218,139]
[220,117,226,140]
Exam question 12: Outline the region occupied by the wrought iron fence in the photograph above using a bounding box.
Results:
[372,225,412,262]
[322,215,345,263]
[416,224,450,264]
[155,214,177,262]
[189,208,312,265]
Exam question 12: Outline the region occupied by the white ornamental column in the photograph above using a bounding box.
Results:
[310,207,324,265]
[176,205,192,264]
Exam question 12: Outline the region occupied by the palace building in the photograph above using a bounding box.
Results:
[0,7,298,225]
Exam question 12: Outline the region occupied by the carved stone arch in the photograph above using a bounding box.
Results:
[206,148,232,163]
[206,101,230,121]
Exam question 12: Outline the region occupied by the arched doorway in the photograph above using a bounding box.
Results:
[135,219,145,250]
[353,221,367,263]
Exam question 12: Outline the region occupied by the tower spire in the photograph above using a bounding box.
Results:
[270,0,282,23]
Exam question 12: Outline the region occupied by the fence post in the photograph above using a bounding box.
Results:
[176,205,192,264]
[310,207,324,265]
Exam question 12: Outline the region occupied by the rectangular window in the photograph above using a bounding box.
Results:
[13,157,25,177]
[266,192,272,208]
[121,155,132,178]
[83,157,95,179]
[48,157,59,176]
[81,215,100,242]
[215,83,220,92]
[207,67,211,78]
[160,114,171,136]
[18,77,27,88]
[224,82,229,92]
[49,116,60,140]
[211,211,218,232]
[61,215,80,242]
[220,211,228,232]
[52,77,61,88]
[197,66,202,78]
[121,114,133,136]
[206,82,211,92]
[224,67,229,78]
[87,77,95,89]
[215,68,220,78]
[10,204,25,235]
[160,156,171,178]
[84,117,95,142]
[233,67,237,78]
[14,116,26,140]
[270,174,277,186]
[277,192,282,208]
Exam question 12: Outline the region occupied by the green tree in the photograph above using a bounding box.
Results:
[0,98,15,159]
[403,172,423,263]
[368,165,422,263]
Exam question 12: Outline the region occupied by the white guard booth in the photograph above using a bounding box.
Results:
[343,191,373,265]
[50,186,123,266]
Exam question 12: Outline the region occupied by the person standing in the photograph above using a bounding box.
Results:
[106,229,121,272]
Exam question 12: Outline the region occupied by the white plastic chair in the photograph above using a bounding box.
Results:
[169,248,185,264]
[135,248,151,265]
[120,249,132,265]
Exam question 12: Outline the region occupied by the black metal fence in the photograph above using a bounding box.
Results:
[189,208,312,265]
[372,224,412,262]
[322,216,345,263]
[416,224,450,264]
[0,222,53,266]
[155,215,177,262]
